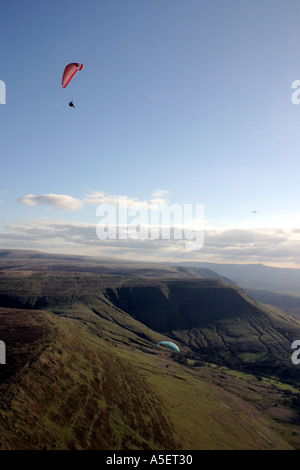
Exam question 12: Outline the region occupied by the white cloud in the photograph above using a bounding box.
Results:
[1,218,300,267]
[150,190,170,207]
[151,190,169,198]
[11,190,300,267]
[84,191,142,208]
[17,194,84,211]
[16,190,170,212]
[84,190,170,210]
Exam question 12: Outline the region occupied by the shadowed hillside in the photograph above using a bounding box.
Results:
[105,279,300,383]
[106,279,265,331]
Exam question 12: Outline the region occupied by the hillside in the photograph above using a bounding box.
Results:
[0,307,180,450]
[0,306,299,450]
[0,265,299,384]
[244,288,300,319]
[104,279,300,383]
[178,261,300,294]
[0,250,300,449]
[0,249,233,282]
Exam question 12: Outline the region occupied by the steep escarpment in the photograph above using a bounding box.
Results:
[105,279,300,382]
[105,279,264,332]
[0,270,299,384]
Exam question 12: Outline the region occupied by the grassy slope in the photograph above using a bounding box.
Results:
[0,307,180,450]
[0,306,298,450]
[0,261,300,450]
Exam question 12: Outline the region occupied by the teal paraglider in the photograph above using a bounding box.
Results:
[157,341,180,353]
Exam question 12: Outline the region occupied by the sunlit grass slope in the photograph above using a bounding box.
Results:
[0,306,299,450]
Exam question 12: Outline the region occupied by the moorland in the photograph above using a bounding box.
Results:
[0,249,299,450]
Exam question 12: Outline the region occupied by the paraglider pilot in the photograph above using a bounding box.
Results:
[69,101,75,108]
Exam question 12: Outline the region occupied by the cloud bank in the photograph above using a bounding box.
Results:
[1,219,300,267]
[8,190,300,266]
[17,190,171,212]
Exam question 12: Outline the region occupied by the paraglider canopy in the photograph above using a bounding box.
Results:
[157,341,180,353]
[62,63,84,88]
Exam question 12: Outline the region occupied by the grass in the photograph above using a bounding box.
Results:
[0,259,300,449]
[0,305,299,449]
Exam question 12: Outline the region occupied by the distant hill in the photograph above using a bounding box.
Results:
[244,288,300,318]
[0,248,117,262]
[177,262,300,294]
[2,250,298,294]
[0,249,233,283]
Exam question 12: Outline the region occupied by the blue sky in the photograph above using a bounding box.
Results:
[1,0,300,266]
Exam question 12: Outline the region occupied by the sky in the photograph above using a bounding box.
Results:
[1,0,300,267]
